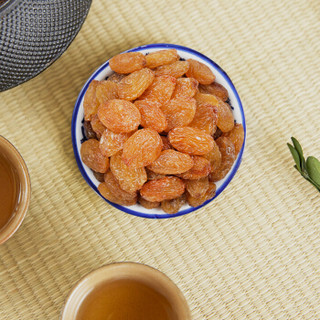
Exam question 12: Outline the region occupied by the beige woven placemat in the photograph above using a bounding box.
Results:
[1,0,320,319]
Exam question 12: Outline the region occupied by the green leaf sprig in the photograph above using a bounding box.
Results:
[287,137,320,192]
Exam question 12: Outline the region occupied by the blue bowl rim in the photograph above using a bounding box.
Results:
[71,43,246,219]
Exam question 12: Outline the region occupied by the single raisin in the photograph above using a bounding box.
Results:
[110,151,147,193]
[98,99,141,133]
[189,103,217,135]
[80,139,109,173]
[134,100,168,133]
[145,49,179,69]
[172,77,198,99]
[109,52,146,74]
[139,196,160,209]
[96,80,119,106]
[178,156,211,180]
[222,123,244,155]
[118,68,155,100]
[209,137,236,182]
[83,80,99,121]
[186,59,215,85]
[185,177,209,198]
[187,181,216,207]
[216,98,234,133]
[199,82,229,101]
[122,128,163,168]
[140,176,185,202]
[90,114,106,139]
[147,149,194,175]
[161,97,196,131]
[139,75,176,104]
[168,127,214,155]
[161,194,186,214]
[155,61,189,78]
[204,141,222,172]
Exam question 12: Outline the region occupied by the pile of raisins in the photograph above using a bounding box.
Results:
[80,49,244,214]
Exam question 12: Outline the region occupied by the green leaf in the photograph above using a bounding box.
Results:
[291,137,306,170]
[306,156,320,186]
[287,143,301,172]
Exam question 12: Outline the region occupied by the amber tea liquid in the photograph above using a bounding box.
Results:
[0,153,20,230]
[75,278,178,320]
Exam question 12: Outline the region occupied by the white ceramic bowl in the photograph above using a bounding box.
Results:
[71,43,246,219]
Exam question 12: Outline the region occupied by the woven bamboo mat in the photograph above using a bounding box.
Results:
[1,0,320,319]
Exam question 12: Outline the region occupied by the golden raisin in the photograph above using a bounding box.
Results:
[90,114,106,139]
[83,80,99,121]
[99,171,137,206]
[194,92,218,106]
[147,149,194,175]
[161,97,196,131]
[140,176,185,202]
[118,68,155,101]
[109,52,146,74]
[96,80,119,106]
[189,103,217,135]
[80,139,109,173]
[199,82,229,101]
[172,77,198,99]
[155,61,189,78]
[161,194,186,214]
[204,141,222,172]
[187,181,216,207]
[186,59,215,85]
[98,99,141,133]
[185,177,209,198]
[99,128,133,157]
[134,100,167,132]
[110,151,147,193]
[139,196,160,209]
[209,137,236,182]
[122,128,163,168]
[216,98,234,133]
[222,123,244,155]
[145,49,179,69]
[161,136,172,150]
[178,156,211,180]
[146,168,166,181]
[139,75,176,104]
[168,127,214,155]
[108,72,126,83]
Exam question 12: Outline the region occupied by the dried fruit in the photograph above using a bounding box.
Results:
[185,177,209,198]
[147,149,194,175]
[199,82,229,101]
[90,114,106,139]
[134,100,168,132]
[209,137,236,182]
[161,194,186,214]
[168,127,214,155]
[216,98,234,133]
[189,103,217,135]
[140,176,185,202]
[93,171,105,182]
[80,139,109,173]
[155,61,189,78]
[187,181,216,207]
[204,141,222,172]
[108,72,126,83]
[194,92,218,106]
[139,75,176,104]
[96,80,119,106]
[109,52,146,74]
[186,59,215,85]
[83,120,97,140]
[161,97,196,131]
[84,80,99,121]
[145,49,179,69]
[122,128,163,168]
[98,171,137,206]
[110,151,147,193]
[99,128,133,157]
[146,168,166,181]
[118,68,155,100]
[161,136,172,150]
[139,196,160,209]
[98,99,141,133]
[178,156,211,179]
[172,77,198,99]
[214,127,223,140]
[223,123,244,155]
